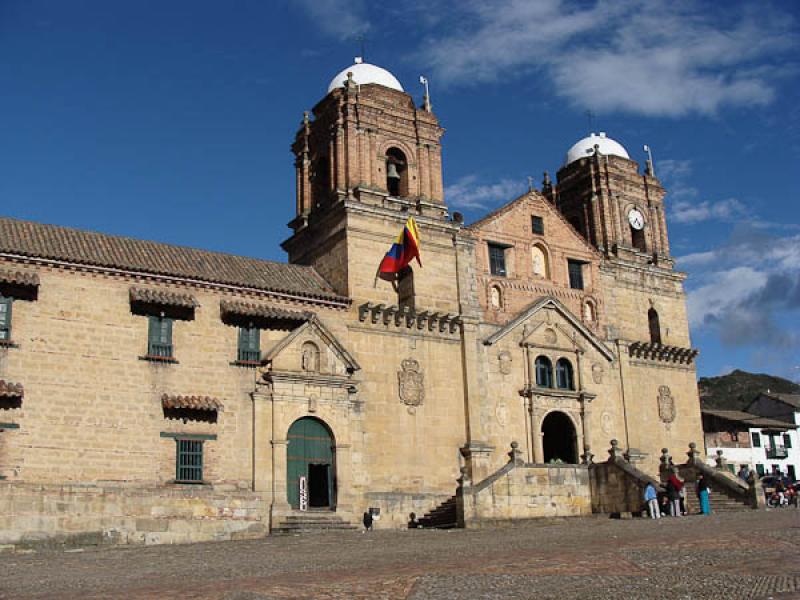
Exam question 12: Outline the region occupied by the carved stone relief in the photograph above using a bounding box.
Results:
[498,351,512,375]
[495,402,509,426]
[591,363,603,384]
[398,358,425,410]
[601,412,614,435]
[658,385,676,425]
[544,328,557,345]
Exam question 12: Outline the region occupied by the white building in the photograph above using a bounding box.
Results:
[702,409,799,481]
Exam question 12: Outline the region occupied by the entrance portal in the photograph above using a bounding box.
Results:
[541,411,578,464]
[286,417,335,510]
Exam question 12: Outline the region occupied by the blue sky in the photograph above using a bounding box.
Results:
[1,1,798,381]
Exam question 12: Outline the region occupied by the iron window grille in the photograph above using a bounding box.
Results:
[567,260,585,290]
[148,315,173,358]
[237,325,261,362]
[176,439,203,483]
[531,216,544,235]
[0,296,11,341]
[488,243,508,277]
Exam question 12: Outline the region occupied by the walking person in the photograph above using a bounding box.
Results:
[362,510,373,533]
[667,471,684,517]
[644,482,660,519]
[696,473,711,515]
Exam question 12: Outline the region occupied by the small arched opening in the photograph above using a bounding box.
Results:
[648,308,662,344]
[287,417,336,510]
[535,356,553,388]
[583,300,596,324]
[385,147,409,197]
[541,411,578,464]
[555,358,575,390]
[489,284,502,310]
[531,244,550,278]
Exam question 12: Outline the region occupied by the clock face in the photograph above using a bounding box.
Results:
[628,208,645,230]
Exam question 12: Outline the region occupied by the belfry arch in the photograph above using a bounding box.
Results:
[541,411,578,464]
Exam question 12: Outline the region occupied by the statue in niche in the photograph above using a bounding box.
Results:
[531,245,547,278]
[398,358,425,408]
[498,351,512,375]
[658,385,676,425]
[490,286,502,309]
[301,341,320,373]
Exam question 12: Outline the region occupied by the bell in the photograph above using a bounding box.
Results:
[386,162,400,180]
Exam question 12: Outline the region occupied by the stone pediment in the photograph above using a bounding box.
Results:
[263,315,360,377]
[484,296,614,362]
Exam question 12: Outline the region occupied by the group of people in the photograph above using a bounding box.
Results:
[643,472,711,519]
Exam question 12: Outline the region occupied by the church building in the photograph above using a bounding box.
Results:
[0,59,702,545]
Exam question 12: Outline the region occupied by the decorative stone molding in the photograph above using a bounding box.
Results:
[358,302,462,334]
[628,341,698,365]
[398,358,425,409]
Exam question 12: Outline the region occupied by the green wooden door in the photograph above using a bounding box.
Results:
[286,418,334,509]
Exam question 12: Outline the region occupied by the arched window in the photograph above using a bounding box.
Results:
[385,147,409,197]
[301,341,320,372]
[535,356,553,388]
[531,244,549,278]
[311,155,330,208]
[648,308,662,344]
[489,285,502,309]
[555,358,574,390]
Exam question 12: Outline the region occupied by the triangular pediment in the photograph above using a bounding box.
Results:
[484,296,614,361]
[264,315,360,375]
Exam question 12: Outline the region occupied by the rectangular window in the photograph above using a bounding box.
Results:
[488,243,507,277]
[176,439,203,483]
[568,260,585,290]
[0,296,11,341]
[531,215,544,235]
[237,325,261,363]
[751,432,761,448]
[789,465,796,481]
[784,433,792,449]
[756,463,765,477]
[148,315,173,358]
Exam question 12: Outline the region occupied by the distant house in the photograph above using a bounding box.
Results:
[701,409,799,481]
[747,392,800,426]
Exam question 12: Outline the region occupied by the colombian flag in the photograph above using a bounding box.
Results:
[378,217,422,279]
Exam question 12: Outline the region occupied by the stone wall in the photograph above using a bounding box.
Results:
[0,482,267,550]
[459,463,592,527]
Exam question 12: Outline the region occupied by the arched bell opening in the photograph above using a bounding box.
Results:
[541,411,578,464]
[286,417,336,510]
[385,147,409,197]
[648,307,662,344]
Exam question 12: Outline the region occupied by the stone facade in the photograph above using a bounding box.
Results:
[0,64,704,547]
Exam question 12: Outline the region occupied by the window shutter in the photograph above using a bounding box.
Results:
[784,434,792,449]
[0,296,10,340]
[162,318,173,345]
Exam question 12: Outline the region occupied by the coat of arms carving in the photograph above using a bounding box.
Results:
[398,358,425,407]
[658,385,676,424]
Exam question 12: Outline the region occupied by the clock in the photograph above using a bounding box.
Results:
[628,208,645,230]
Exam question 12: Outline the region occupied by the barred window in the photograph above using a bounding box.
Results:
[568,260,585,290]
[0,296,11,341]
[531,215,544,235]
[176,439,203,483]
[148,315,173,358]
[488,243,507,277]
[238,325,260,363]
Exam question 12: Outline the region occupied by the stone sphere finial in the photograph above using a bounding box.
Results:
[610,439,619,448]
[689,442,697,450]
[510,441,519,449]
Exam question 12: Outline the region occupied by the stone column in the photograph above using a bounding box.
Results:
[271,439,292,515]
[531,400,544,464]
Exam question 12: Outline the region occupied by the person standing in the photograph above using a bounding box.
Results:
[667,471,684,517]
[696,473,711,515]
[644,482,660,519]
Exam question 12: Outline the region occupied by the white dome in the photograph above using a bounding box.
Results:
[327,58,404,94]
[564,132,630,166]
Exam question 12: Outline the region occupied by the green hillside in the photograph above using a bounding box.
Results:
[698,369,800,411]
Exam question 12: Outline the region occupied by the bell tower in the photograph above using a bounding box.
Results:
[282,59,459,311]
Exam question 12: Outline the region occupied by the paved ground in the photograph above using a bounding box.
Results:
[1,510,799,600]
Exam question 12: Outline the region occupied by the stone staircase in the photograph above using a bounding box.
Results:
[272,512,358,535]
[682,486,752,514]
[417,496,458,529]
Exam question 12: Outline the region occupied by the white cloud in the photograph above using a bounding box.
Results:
[687,266,767,328]
[295,0,370,40]
[670,198,747,224]
[416,1,796,117]
[445,175,526,209]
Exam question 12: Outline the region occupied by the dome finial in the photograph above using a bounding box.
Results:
[354,56,363,64]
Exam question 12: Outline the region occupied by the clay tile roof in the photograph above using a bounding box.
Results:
[762,393,800,409]
[0,379,24,398]
[161,394,222,412]
[0,268,39,288]
[0,217,346,303]
[130,287,199,309]
[220,300,312,322]
[701,409,793,429]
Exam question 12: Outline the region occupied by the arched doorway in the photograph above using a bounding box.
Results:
[287,417,336,510]
[541,411,578,464]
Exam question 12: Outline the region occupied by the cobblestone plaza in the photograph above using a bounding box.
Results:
[1,511,798,599]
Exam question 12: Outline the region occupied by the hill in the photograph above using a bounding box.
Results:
[698,369,800,411]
